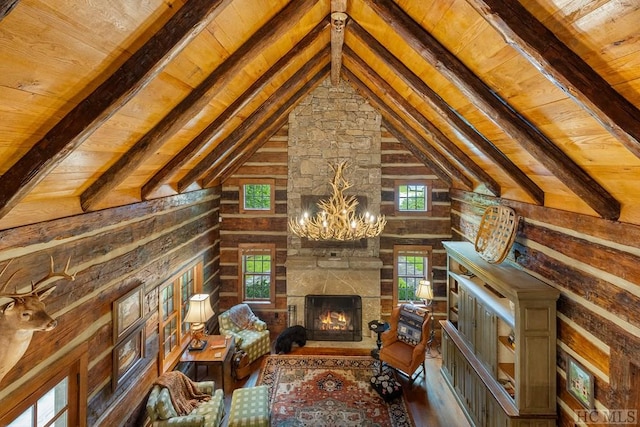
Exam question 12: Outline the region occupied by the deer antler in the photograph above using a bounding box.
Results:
[0,256,75,298]
[0,259,18,294]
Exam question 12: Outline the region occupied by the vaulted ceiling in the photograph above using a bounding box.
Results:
[1,0,640,231]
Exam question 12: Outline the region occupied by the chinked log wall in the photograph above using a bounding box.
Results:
[220,127,289,332]
[0,188,221,426]
[220,124,452,334]
[452,189,640,425]
[379,126,452,321]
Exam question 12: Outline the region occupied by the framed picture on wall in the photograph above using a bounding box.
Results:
[113,284,144,343]
[566,356,595,409]
[112,324,145,391]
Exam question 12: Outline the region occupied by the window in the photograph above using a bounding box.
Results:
[396,181,431,213]
[393,245,432,305]
[159,259,203,372]
[239,244,276,306]
[240,179,275,214]
[0,344,87,427]
[8,378,68,427]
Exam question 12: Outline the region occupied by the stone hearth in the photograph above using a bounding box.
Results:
[285,256,382,340]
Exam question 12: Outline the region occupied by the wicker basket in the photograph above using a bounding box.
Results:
[475,206,519,264]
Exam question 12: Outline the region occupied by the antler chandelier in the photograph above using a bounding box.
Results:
[288,161,386,241]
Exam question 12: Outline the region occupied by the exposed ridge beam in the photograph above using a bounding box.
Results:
[178,51,330,191]
[345,47,500,197]
[330,0,348,85]
[80,0,318,212]
[349,21,543,205]
[467,0,640,160]
[0,0,232,220]
[203,65,330,186]
[0,0,18,21]
[343,69,466,189]
[365,0,620,220]
[141,18,331,199]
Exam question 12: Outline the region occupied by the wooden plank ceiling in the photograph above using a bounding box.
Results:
[1,0,640,230]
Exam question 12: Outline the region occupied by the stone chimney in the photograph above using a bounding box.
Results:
[287,77,382,258]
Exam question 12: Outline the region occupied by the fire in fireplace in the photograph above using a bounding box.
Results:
[305,295,362,341]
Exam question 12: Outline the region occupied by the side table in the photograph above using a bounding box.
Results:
[181,335,235,394]
[368,320,389,374]
[368,319,389,349]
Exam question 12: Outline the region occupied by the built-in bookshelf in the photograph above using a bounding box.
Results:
[441,241,559,427]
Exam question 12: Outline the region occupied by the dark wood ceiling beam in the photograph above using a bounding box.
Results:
[80,0,318,212]
[203,66,330,186]
[0,0,232,220]
[0,0,18,21]
[349,21,543,205]
[141,19,331,199]
[178,52,331,192]
[344,48,499,196]
[467,0,640,160]
[364,0,620,220]
[343,69,466,188]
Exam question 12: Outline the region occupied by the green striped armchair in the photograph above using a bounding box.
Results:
[219,304,271,365]
[146,380,224,427]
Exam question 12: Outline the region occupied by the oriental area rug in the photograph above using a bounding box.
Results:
[257,355,415,427]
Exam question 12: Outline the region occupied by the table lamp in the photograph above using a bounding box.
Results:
[184,294,215,351]
[416,279,436,354]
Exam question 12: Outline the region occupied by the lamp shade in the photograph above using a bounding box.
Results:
[416,280,434,301]
[184,294,215,324]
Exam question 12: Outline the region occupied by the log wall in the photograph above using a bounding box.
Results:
[0,188,221,426]
[379,126,452,325]
[451,189,640,425]
[220,127,290,333]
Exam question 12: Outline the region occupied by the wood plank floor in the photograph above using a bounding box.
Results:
[207,344,471,427]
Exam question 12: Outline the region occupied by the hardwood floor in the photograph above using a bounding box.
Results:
[211,345,471,427]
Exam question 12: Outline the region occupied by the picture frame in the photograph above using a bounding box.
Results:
[566,356,595,409]
[112,324,145,392]
[113,284,144,344]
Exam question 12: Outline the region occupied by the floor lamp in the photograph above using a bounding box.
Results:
[416,279,436,355]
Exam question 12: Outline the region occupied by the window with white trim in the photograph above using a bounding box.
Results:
[239,243,276,306]
[240,179,275,214]
[396,181,431,213]
[394,245,432,305]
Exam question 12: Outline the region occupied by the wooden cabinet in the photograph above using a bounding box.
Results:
[441,241,559,426]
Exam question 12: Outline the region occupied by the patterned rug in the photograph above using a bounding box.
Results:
[257,355,415,427]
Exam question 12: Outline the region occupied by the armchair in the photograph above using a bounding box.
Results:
[218,303,270,365]
[379,304,430,385]
[146,373,224,427]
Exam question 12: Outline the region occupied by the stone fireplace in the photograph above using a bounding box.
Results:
[285,78,383,341]
[285,256,382,340]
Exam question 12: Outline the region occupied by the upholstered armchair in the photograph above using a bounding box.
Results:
[146,374,224,427]
[218,303,270,365]
[379,304,430,384]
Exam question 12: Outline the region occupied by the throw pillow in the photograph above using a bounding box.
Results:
[397,304,427,346]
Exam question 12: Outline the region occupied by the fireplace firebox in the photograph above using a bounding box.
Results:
[305,295,362,341]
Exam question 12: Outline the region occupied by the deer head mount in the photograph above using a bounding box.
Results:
[0,256,76,383]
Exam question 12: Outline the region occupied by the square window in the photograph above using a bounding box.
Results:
[240,180,275,214]
[398,183,427,212]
